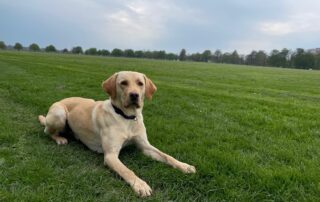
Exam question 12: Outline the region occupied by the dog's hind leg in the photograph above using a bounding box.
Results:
[38,102,68,145]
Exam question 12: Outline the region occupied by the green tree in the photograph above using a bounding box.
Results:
[62,48,69,53]
[304,52,315,69]
[144,51,153,58]
[212,50,222,63]
[124,49,135,57]
[45,45,56,52]
[166,53,178,60]
[201,50,211,62]
[292,48,315,69]
[315,53,320,70]
[255,50,268,66]
[0,41,6,49]
[29,43,40,51]
[189,53,201,61]
[14,42,23,51]
[246,50,257,65]
[222,52,232,63]
[179,49,187,61]
[153,50,166,59]
[280,48,290,67]
[134,50,144,58]
[230,50,240,64]
[85,48,98,55]
[266,48,290,67]
[98,49,110,56]
[111,48,123,57]
[268,49,282,67]
[71,46,83,54]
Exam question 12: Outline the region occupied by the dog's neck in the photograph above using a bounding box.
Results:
[110,99,142,118]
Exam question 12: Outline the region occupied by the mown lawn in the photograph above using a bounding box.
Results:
[0,51,320,201]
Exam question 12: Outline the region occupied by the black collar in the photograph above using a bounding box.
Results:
[112,104,137,120]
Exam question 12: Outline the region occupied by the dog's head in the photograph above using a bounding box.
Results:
[102,71,157,109]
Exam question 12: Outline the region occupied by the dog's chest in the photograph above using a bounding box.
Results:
[118,121,143,147]
[121,121,141,139]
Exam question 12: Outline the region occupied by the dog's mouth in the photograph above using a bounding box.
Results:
[124,102,140,109]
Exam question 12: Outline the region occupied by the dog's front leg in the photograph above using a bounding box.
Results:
[135,135,196,174]
[102,137,152,197]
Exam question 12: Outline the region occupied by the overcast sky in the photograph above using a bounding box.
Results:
[0,0,319,54]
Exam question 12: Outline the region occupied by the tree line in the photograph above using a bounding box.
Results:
[180,48,320,70]
[0,41,319,70]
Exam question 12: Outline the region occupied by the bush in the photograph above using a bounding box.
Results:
[71,46,83,54]
[45,45,56,52]
[0,41,6,49]
[29,43,40,51]
[14,43,23,51]
[98,49,110,56]
[85,48,97,55]
[124,49,135,57]
[111,48,123,57]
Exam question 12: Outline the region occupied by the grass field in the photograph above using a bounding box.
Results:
[1,51,320,201]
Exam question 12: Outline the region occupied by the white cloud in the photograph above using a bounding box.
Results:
[1,0,320,52]
[101,1,169,48]
[259,13,320,36]
[259,22,294,36]
[1,0,205,49]
[232,6,320,53]
[98,0,206,49]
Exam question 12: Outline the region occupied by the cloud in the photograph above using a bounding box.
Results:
[259,22,294,36]
[0,0,320,53]
[0,0,208,51]
[101,1,169,48]
[259,13,320,36]
[98,0,206,50]
[225,0,320,54]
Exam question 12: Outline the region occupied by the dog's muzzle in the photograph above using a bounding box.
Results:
[129,93,139,102]
[125,93,140,108]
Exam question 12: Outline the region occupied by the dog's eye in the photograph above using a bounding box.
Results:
[137,81,144,86]
[120,81,128,86]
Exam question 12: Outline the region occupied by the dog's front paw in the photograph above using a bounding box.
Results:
[180,163,196,174]
[131,178,152,197]
[55,137,68,145]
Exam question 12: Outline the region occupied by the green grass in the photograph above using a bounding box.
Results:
[1,51,320,201]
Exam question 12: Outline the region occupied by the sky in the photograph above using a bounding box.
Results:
[0,0,319,54]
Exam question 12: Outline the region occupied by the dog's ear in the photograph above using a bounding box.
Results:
[102,73,118,99]
[144,75,157,100]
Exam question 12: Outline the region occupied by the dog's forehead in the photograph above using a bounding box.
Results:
[117,71,144,81]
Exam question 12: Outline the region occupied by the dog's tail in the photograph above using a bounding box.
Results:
[38,115,46,126]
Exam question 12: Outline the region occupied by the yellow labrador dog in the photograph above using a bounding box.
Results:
[38,71,196,197]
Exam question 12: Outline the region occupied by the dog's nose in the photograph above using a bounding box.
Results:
[129,93,139,101]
